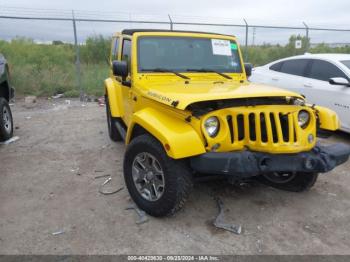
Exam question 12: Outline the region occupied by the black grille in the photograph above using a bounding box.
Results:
[226,111,296,144]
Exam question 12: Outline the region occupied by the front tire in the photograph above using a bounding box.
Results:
[123,134,193,217]
[256,172,318,192]
[0,98,13,142]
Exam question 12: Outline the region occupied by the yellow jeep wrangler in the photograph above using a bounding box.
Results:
[104,29,350,217]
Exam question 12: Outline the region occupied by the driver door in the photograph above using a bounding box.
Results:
[120,38,134,126]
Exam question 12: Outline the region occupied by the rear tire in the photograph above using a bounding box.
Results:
[256,172,318,192]
[105,96,123,142]
[0,98,13,142]
[123,134,193,217]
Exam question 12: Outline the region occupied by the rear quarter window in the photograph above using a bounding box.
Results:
[111,37,119,60]
[122,39,132,72]
[269,61,283,72]
[279,59,309,77]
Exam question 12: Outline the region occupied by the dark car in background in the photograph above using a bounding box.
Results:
[0,53,14,141]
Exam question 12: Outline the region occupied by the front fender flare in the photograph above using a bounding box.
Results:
[104,78,123,117]
[126,108,206,159]
[315,106,340,131]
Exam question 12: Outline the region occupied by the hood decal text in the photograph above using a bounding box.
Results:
[147,91,173,104]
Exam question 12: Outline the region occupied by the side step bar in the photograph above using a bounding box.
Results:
[115,121,127,141]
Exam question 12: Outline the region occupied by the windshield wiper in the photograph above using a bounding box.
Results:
[186,68,232,79]
[141,68,190,80]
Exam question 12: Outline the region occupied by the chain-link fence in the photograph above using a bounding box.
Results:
[1,7,350,99]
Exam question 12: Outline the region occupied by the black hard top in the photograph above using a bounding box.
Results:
[121,29,234,37]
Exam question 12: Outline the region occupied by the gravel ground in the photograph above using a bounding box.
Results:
[0,98,350,255]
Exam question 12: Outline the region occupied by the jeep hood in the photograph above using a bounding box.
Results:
[139,81,304,110]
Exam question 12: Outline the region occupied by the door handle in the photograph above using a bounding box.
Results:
[304,83,313,88]
[272,77,279,81]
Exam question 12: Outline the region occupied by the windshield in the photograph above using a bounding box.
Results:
[137,36,242,73]
[341,60,350,70]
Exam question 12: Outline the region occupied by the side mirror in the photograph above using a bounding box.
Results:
[112,60,128,80]
[244,63,253,78]
[329,77,350,87]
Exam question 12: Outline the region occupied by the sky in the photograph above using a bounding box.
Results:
[0,0,349,44]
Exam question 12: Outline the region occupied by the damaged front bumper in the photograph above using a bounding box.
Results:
[190,143,350,178]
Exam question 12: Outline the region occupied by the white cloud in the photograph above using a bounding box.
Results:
[0,0,349,44]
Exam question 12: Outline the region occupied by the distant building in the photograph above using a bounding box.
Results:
[310,43,350,48]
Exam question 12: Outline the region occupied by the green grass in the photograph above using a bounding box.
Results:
[81,64,109,97]
[9,62,108,97]
[0,36,109,97]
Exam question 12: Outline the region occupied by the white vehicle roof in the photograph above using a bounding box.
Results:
[297,53,350,61]
[262,53,350,74]
[269,53,350,63]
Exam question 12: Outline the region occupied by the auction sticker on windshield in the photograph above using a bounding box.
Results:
[211,39,232,56]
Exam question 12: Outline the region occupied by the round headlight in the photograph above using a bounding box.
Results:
[204,116,220,137]
[298,110,310,129]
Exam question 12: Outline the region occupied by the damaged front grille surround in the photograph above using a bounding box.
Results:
[188,96,304,117]
[202,105,316,154]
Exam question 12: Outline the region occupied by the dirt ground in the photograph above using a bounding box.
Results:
[1,98,350,255]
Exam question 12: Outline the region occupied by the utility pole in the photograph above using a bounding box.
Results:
[303,21,310,52]
[72,10,83,101]
[243,19,249,61]
[252,27,256,46]
[129,13,132,28]
[168,14,173,31]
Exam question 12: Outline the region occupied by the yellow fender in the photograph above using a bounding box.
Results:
[126,108,206,159]
[315,106,340,131]
[104,78,124,117]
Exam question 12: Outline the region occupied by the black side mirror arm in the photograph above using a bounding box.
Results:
[122,80,131,87]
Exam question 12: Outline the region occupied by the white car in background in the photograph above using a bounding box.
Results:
[250,54,350,133]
